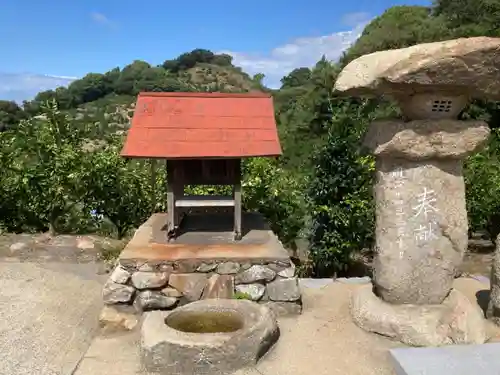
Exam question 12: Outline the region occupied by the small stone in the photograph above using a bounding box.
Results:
[109,266,131,284]
[138,263,154,272]
[174,261,198,273]
[267,278,301,302]
[267,262,291,273]
[134,291,178,312]
[202,274,234,299]
[102,281,135,304]
[278,263,296,278]
[131,271,169,290]
[260,288,270,301]
[9,242,27,253]
[118,260,136,271]
[159,264,174,273]
[34,232,51,244]
[168,273,208,301]
[99,305,138,333]
[96,263,112,275]
[263,301,302,316]
[216,261,240,274]
[235,284,266,301]
[240,263,252,271]
[197,262,218,272]
[161,287,183,298]
[235,265,276,284]
[76,237,95,250]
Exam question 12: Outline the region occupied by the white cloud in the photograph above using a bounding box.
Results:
[90,12,116,28]
[0,73,76,103]
[220,13,371,88]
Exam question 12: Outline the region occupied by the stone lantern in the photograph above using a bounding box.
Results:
[334,37,500,346]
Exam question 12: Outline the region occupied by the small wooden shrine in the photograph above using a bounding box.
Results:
[121,92,282,241]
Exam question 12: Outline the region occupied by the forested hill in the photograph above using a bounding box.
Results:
[0,49,267,130]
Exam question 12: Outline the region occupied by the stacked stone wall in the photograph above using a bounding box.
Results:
[103,258,302,317]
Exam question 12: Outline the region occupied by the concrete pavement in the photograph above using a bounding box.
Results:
[0,255,494,375]
[0,261,106,375]
[73,277,497,375]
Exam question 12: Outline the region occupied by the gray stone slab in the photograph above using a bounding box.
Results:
[299,277,371,289]
[0,261,106,375]
[390,343,500,375]
[298,278,334,289]
[151,212,271,245]
[336,276,371,284]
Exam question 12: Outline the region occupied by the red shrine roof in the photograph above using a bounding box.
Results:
[121,92,282,159]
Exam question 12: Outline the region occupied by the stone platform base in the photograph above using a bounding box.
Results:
[102,213,302,319]
[351,284,486,346]
[390,343,500,375]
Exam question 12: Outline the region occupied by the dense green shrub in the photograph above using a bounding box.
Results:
[242,158,308,247]
[0,102,159,238]
[465,128,500,240]
[82,137,159,239]
[307,100,376,276]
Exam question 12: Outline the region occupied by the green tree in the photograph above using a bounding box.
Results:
[83,136,156,239]
[340,6,450,65]
[68,73,111,105]
[433,0,500,35]
[114,60,152,95]
[9,100,91,234]
[211,53,233,67]
[280,67,312,89]
[242,158,307,247]
[308,99,377,276]
[0,100,25,130]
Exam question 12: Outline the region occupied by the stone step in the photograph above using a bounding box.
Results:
[390,343,500,375]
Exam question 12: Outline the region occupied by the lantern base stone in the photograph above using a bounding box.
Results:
[351,284,486,347]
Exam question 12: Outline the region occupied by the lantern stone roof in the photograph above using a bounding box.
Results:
[121,92,282,159]
[334,37,500,100]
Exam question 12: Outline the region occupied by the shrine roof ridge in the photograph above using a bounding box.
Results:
[138,92,272,98]
[121,91,282,159]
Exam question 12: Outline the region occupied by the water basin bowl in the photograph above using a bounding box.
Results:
[140,299,280,375]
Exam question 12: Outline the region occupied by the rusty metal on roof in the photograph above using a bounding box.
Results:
[121,92,282,159]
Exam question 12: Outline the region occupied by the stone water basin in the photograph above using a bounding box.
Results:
[140,299,280,374]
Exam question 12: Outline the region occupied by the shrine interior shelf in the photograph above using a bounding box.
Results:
[175,195,235,208]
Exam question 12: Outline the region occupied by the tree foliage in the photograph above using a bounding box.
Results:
[16,49,256,119]
[0,100,25,130]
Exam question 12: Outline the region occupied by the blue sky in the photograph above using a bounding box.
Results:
[0,0,431,101]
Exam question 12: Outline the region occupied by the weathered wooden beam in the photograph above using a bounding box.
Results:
[175,195,235,207]
[233,183,242,240]
[150,159,157,213]
[234,159,242,240]
[173,181,184,227]
[166,161,175,232]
